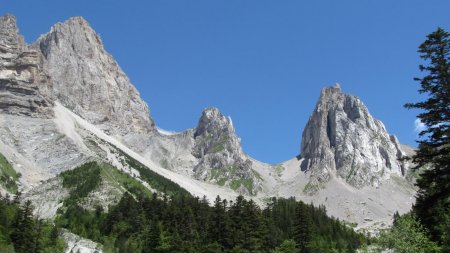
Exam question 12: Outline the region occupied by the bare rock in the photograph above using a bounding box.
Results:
[192,107,259,195]
[62,229,103,253]
[0,14,53,117]
[34,17,154,136]
[300,85,407,192]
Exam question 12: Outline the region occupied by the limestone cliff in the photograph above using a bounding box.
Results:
[0,14,52,117]
[300,85,407,192]
[34,16,154,136]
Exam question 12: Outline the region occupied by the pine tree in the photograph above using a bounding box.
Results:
[241,200,262,252]
[209,196,230,250]
[293,202,311,253]
[11,200,35,253]
[275,239,300,253]
[141,219,160,253]
[229,196,245,248]
[405,27,450,247]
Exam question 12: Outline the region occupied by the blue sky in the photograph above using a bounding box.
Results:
[3,1,449,164]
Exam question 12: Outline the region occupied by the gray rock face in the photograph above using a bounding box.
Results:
[0,14,53,117]
[34,16,154,136]
[192,108,258,195]
[301,85,407,192]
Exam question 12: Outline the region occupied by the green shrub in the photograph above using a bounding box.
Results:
[0,153,19,193]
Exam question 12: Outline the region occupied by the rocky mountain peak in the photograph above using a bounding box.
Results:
[194,107,234,138]
[300,85,407,192]
[34,16,155,136]
[0,14,25,52]
[37,16,100,59]
[192,107,258,195]
[193,107,242,158]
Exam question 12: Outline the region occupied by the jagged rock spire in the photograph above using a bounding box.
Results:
[300,85,407,192]
[193,107,239,156]
[0,14,25,52]
[0,14,53,117]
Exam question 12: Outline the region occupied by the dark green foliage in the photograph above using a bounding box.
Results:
[60,161,102,205]
[275,240,299,253]
[0,194,65,252]
[293,202,312,252]
[62,161,154,202]
[117,150,191,197]
[56,191,366,253]
[11,200,35,252]
[268,198,363,253]
[405,27,450,249]
[0,153,19,193]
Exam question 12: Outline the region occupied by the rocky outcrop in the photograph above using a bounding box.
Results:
[300,85,407,192]
[192,108,259,195]
[62,229,103,253]
[34,16,154,136]
[0,14,53,117]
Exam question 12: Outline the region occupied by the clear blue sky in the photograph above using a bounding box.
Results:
[3,1,449,164]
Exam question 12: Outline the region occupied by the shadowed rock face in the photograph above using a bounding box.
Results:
[301,85,407,192]
[0,14,53,117]
[34,16,154,136]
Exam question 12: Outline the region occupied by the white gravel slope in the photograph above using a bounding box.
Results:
[275,157,416,231]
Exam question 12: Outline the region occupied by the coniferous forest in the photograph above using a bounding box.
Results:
[0,195,65,253]
[0,189,366,253]
[57,192,365,253]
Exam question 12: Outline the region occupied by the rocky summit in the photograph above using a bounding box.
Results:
[34,16,155,136]
[192,107,258,195]
[300,84,407,192]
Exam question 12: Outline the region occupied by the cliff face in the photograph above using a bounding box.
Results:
[34,17,154,136]
[300,85,407,192]
[0,14,52,117]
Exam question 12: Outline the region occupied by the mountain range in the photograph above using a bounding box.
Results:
[0,14,417,250]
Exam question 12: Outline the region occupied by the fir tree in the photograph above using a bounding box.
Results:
[241,200,263,252]
[209,196,230,249]
[293,202,311,253]
[275,239,300,253]
[11,200,35,253]
[405,27,450,247]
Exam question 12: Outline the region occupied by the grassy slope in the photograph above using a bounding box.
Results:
[0,152,19,193]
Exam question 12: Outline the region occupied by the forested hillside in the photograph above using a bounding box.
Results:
[56,192,365,252]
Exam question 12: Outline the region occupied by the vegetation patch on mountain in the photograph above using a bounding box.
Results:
[117,149,191,197]
[0,153,19,193]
